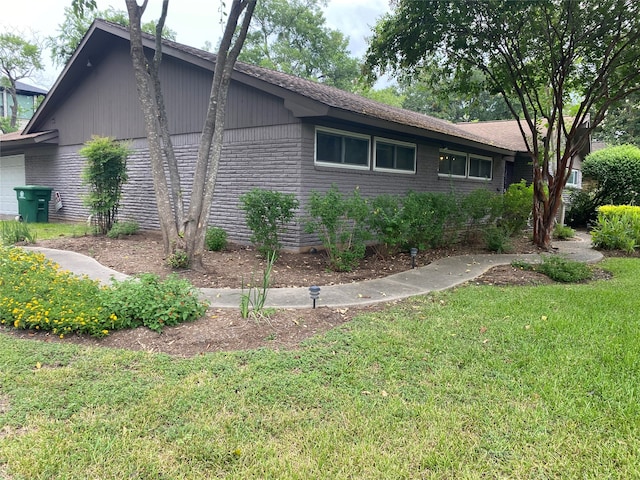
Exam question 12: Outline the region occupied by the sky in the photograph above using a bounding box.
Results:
[1,0,391,89]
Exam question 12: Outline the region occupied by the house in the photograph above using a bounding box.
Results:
[0,80,48,130]
[1,20,553,249]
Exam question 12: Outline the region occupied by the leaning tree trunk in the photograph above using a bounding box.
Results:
[9,87,18,129]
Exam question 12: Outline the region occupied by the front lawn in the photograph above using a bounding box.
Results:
[0,258,639,479]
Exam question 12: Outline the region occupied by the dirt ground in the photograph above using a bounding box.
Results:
[2,231,605,357]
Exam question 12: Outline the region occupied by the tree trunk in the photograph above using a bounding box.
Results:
[9,87,18,129]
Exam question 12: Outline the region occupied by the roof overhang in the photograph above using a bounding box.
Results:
[0,130,59,153]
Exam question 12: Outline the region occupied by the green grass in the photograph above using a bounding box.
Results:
[1,258,639,478]
[25,221,95,240]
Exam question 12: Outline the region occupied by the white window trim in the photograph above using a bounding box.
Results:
[438,149,493,180]
[566,169,581,188]
[438,148,469,179]
[468,153,494,180]
[314,126,371,170]
[373,137,417,174]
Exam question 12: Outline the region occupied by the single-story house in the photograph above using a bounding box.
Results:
[0,20,583,249]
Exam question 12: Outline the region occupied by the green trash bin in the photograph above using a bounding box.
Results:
[14,186,54,223]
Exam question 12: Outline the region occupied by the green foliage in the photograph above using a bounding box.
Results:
[484,226,512,253]
[102,274,207,333]
[497,181,533,236]
[0,247,114,337]
[367,194,405,254]
[166,249,190,269]
[591,205,640,253]
[0,220,36,245]
[511,255,593,283]
[238,0,360,91]
[240,188,299,258]
[566,189,600,228]
[80,136,130,235]
[240,250,276,319]
[205,226,228,251]
[553,224,575,240]
[582,144,640,206]
[0,116,18,133]
[49,6,177,66]
[304,185,371,272]
[400,191,460,249]
[106,221,139,238]
[459,188,502,240]
[594,92,640,146]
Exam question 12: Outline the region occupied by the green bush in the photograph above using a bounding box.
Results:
[367,194,404,254]
[167,249,190,269]
[0,247,208,337]
[0,220,36,245]
[498,180,533,236]
[553,224,575,240]
[582,144,640,206]
[400,191,460,249]
[80,136,130,235]
[460,188,502,240]
[591,205,640,253]
[565,189,600,228]
[537,255,593,283]
[205,226,227,251]
[102,274,208,333]
[304,185,371,272]
[107,220,139,238]
[484,226,512,253]
[240,188,299,258]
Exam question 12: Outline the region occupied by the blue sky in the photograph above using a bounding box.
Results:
[1,0,390,89]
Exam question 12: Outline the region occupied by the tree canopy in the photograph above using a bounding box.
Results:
[366,0,640,248]
[0,32,43,130]
[239,0,360,91]
[49,6,176,66]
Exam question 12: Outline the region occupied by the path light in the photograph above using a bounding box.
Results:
[410,248,418,269]
[309,286,321,309]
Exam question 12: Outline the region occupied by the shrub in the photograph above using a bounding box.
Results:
[460,188,502,240]
[304,185,371,272]
[400,191,460,249]
[553,224,575,240]
[484,226,512,253]
[0,220,36,245]
[367,194,404,254]
[167,249,190,269]
[591,205,640,253]
[107,220,139,238]
[80,136,130,235]
[0,247,208,337]
[205,226,227,251]
[565,189,600,228]
[536,255,593,283]
[102,274,208,333]
[240,188,299,258]
[582,144,640,206]
[498,180,533,236]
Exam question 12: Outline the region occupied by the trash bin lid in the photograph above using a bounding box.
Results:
[13,185,54,191]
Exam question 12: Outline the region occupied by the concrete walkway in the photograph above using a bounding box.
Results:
[25,232,602,309]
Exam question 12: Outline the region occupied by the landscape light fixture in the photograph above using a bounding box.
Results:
[309,286,321,309]
[410,248,418,269]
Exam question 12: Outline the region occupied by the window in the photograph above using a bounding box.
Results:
[315,127,370,169]
[374,138,416,173]
[566,169,580,188]
[439,149,493,180]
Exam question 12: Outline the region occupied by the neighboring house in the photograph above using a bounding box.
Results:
[0,80,48,129]
[0,20,577,249]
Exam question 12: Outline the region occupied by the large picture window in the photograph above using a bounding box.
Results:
[439,149,493,180]
[315,127,370,169]
[374,138,416,173]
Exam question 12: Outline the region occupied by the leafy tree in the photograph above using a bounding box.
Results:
[49,6,176,66]
[239,0,360,91]
[366,0,640,249]
[80,136,130,234]
[0,32,43,129]
[73,0,257,270]
[594,92,640,146]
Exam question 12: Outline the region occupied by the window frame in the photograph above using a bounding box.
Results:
[314,126,371,170]
[566,169,581,188]
[373,137,417,174]
[438,149,494,180]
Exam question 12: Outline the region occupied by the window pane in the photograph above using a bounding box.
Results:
[395,145,415,171]
[439,152,466,176]
[316,131,342,164]
[469,156,492,179]
[344,137,369,166]
[375,142,394,169]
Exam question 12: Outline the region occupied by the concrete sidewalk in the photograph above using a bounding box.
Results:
[25,232,602,309]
